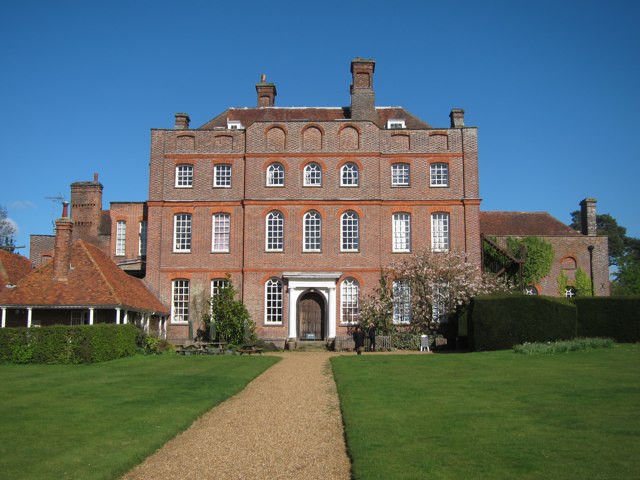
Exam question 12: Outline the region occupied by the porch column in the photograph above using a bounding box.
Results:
[89,308,94,325]
[27,307,32,328]
[1,307,6,328]
[115,308,121,325]
[144,314,150,334]
[328,286,337,339]
[123,310,129,325]
[287,287,299,339]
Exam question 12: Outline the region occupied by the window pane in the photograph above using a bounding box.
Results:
[266,211,284,251]
[341,278,359,323]
[116,221,126,256]
[212,213,230,252]
[267,163,284,186]
[265,278,283,323]
[211,279,229,296]
[304,163,322,186]
[431,213,449,252]
[341,163,359,186]
[174,214,192,252]
[172,279,189,322]
[430,163,449,187]
[391,163,410,186]
[214,164,232,187]
[392,213,411,252]
[341,211,359,251]
[303,211,322,251]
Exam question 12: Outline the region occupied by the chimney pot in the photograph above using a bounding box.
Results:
[256,77,277,107]
[174,113,190,129]
[53,213,74,282]
[62,201,69,218]
[93,172,99,183]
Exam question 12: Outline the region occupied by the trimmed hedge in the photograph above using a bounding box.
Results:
[0,324,139,364]
[469,295,577,351]
[574,297,640,343]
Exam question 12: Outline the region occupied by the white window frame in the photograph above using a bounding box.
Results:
[432,283,448,324]
[387,119,406,129]
[212,213,230,252]
[430,163,449,187]
[565,287,577,298]
[175,164,193,188]
[266,211,284,251]
[115,220,126,256]
[392,213,411,252]
[393,280,411,324]
[265,278,283,324]
[340,211,359,252]
[213,164,232,188]
[266,163,285,186]
[340,163,359,187]
[171,279,190,324]
[431,213,450,252]
[227,120,244,130]
[303,162,322,186]
[139,221,147,256]
[211,278,229,297]
[340,278,360,324]
[173,213,192,252]
[391,163,410,186]
[303,211,322,252]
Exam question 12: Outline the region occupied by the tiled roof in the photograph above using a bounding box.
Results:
[199,106,431,130]
[480,211,581,237]
[0,240,168,314]
[0,250,32,291]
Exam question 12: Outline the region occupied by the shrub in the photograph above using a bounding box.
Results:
[469,295,577,351]
[574,297,640,342]
[392,332,422,350]
[514,337,615,354]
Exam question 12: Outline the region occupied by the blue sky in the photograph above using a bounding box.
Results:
[1,0,638,256]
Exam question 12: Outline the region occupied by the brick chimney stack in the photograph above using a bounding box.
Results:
[580,198,598,236]
[53,202,73,282]
[70,174,103,242]
[450,109,465,128]
[256,74,277,107]
[350,58,376,122]
[174,113,190,129]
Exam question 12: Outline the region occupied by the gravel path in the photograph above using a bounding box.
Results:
[122,352,351,480]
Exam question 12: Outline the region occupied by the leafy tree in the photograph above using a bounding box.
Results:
[612,254,640,296]
[358,271,395,335]
[0,206,16,252]
[204,277,255,346]
[391,248,514,335]
[574,267,593,297]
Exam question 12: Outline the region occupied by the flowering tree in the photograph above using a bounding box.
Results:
[392,248,514,335]
[358,271,395,334]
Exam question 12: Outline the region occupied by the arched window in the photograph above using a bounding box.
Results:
[304,162,322,186]
[341,211,359,252]
[340,278,360,324]
[266,211,284,251]
[303,211,322,252]
[265,278,283,323]
[211,278,229,297]
[341,163,359,187]
[392,213,411,252]
[266,163,284,186]
[212,213,230,252]
[173,213,192,252]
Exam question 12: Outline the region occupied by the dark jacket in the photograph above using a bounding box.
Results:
[353,329,365,349]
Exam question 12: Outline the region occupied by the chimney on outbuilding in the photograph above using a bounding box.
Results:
[53,201,73,282]
[580,198,598,236]
[450,109,465,128]
[350,58,376,122]
[256,74,277,107]
[174,113,190,129]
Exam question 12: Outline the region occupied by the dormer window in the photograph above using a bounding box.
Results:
[227,120,244,130]
[387,119,406,129]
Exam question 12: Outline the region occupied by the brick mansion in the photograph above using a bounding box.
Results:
[2,58,609,342]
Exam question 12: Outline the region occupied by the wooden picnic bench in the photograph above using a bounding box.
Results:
[237,344,264,355]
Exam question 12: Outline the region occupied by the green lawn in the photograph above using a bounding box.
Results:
[0,354,278,480]
[331,345,640,480]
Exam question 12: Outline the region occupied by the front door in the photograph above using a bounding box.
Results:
[297,291,324,340]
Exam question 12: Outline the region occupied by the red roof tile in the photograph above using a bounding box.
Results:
[480,211,581,237]
[199,106,431,130]
[0,250,32,291]
[0,240,168,314]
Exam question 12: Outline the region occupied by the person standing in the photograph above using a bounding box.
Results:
[352,325,365,355]
[367,322,377,352]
